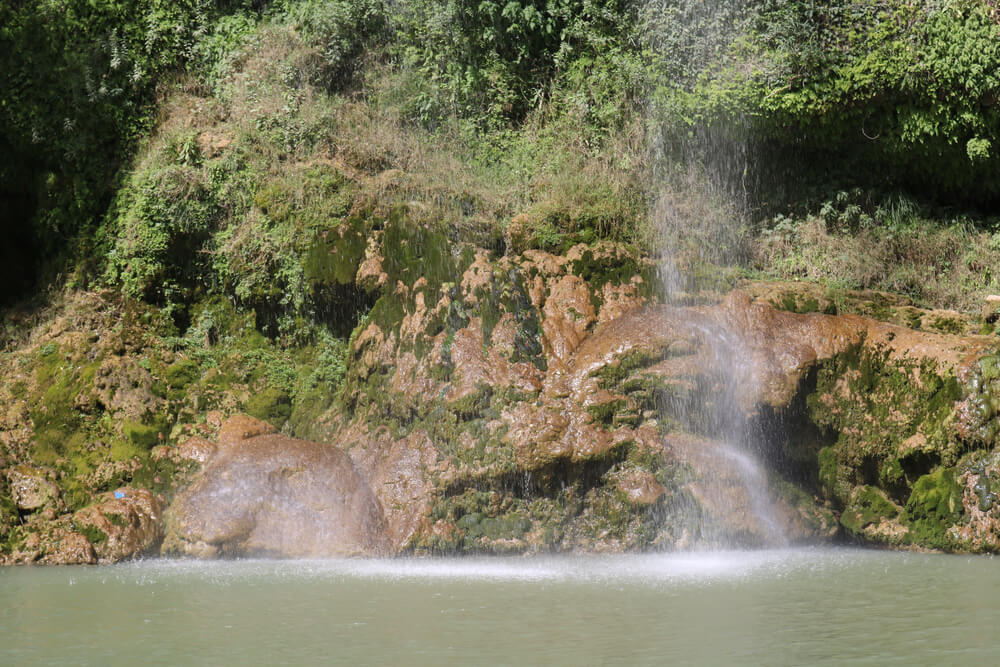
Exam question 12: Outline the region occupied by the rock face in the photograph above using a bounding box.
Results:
[301,222,1000,554]
[3,487,163,565]
[4,221,1000,563]
[5,465,59,511]
[163,416,389,558]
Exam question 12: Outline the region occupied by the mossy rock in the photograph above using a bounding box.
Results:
[904,467,963,547]
[840,485,899,535]
[123,421,163,450]
[304,216,368,288]
[247,387,292,428]
[164,359,200,389]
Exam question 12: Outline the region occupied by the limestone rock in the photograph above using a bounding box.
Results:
[5,465,59,511]
[39,530,97,565]
[163,415,389,558]
[72,488,164,563]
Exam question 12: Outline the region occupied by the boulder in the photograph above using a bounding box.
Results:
[5,465,59,511]
[163,415,389,558]
[71,488,164,563]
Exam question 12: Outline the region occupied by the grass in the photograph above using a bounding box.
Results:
[751,211,1000,313]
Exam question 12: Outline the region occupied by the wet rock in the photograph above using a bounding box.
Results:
[72,488,164,563]
[616,469,666,505]
[5,465,59,511]
[163,415,389,558]
[40,531,97,565]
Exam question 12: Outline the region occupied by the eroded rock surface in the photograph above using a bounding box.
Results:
[163,416,389,558]
[5,225,1000,563]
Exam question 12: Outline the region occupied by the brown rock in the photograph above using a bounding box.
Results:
[72,488,164,563]
[5,465,59,511]
[164,415,389,558]
[617,469,667,505]
[41,531,97,565]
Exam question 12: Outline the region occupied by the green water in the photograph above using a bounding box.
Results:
[1,548,997,665]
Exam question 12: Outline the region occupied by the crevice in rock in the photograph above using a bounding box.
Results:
[746,367,835,496]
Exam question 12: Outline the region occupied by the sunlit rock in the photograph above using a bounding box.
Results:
[163,416,389,558]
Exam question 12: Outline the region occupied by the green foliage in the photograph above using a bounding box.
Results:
[904,467,963,547]
[396,0,642,128]
[246,386,293,427]
[105,163,219,304]
[648,0,1000,206]
[0,1,266,302]
[278,0,388,89]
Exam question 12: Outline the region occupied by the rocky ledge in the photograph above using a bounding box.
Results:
[3,222,1000,561]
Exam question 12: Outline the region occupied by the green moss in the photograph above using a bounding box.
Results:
[29,349,102,461]
[773,294,822,314]
[164,359,200,389]
[592,349,667,390]
[570,248,656,309]
[303,216,368,287]
[840,485,899,535]
[473,266,545,370]
[449,384,494,421]
[72,522,108,546]
[817,445,839,500]
[930,316,962,335]
[382,212,457,294]
[587,399,626,427]
[880,458,905,487]
[246,387,292,428]
[124,421,158,449]
[904,467,962,546]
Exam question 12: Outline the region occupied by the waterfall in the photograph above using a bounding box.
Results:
[645,0,788,547]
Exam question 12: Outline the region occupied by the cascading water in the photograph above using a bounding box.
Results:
[645,0,788,547]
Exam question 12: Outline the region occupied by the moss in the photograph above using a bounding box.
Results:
[586,399,626,427]
[840,485,899,535]
[246,387,292,428]
[123,420,162,450]
[929,316,962,335]
[29,348,102,461]
[72,522,108,546]
[570,248,656,309]
[382,212,457,294]
[817,445,839,500]
[904,467,962,546]
[473,266,545,370]
[164,359,200,389]
[303,216,368,288]
[809,343,962,471]
[592,348,668,390]
[880,458,905,488]
[773,294,822,314]
[449,384,494,421]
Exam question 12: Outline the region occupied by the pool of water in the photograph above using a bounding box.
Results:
[1,548,996,665]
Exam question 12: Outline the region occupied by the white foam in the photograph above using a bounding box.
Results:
[106,547,890,588]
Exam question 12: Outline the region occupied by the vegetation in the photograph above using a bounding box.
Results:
[5,1,1000,557]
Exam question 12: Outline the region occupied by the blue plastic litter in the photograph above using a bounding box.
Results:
[114,491,126,499]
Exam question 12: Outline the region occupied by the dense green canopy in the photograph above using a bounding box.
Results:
[2,0,999,304]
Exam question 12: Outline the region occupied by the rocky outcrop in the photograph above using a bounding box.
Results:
[4,218,1000,562]
[162,416,389,558]
[3,487,163,565]
[302,220,1000,554]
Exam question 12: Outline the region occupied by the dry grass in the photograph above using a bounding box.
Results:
[753,216,1000,313]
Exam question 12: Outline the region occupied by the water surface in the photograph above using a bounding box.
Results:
[2,548,996,665]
